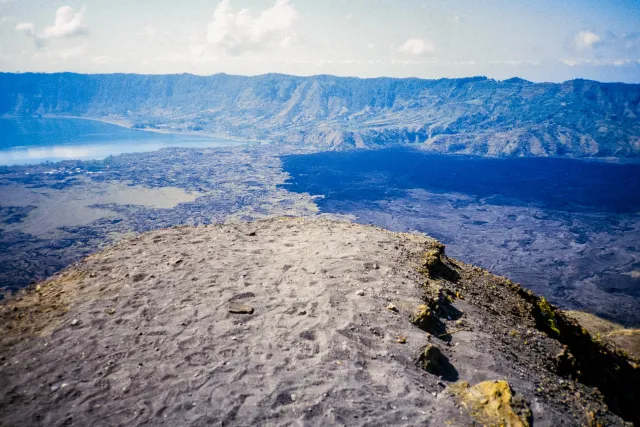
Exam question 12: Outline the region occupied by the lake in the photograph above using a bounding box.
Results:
[0,117,244,165]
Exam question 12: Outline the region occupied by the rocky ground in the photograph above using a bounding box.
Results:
[0,218,638,426]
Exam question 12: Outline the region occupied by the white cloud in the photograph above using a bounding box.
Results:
[574,31,600,50]
[190,44,206,56]
[398,38,435,55]
[562,58,638,67]
[142,25,158,40]
[91,55,110,65]
[41,6,87,39]
[449,16,460,24]
[205,0,298,56]
[15,6,87,44]
[366,42,375,50]
[32,44,87,61]
[15,22,35,37]
[0,16,15,26]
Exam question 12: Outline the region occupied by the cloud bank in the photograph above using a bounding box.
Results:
[16,5,87,46]
[398,38,435,55]
[574,31,601,50]
[205,0,297,56]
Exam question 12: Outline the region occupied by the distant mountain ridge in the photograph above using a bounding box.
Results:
[1,72,639,157]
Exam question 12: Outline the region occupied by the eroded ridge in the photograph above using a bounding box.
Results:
[0,218,637,426]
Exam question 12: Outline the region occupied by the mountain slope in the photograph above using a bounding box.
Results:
[0,218,637,426]
[1,72,639,157]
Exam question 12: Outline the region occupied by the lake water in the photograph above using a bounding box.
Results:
[0,117,244,165]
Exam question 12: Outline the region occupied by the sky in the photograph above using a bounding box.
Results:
[0,0,639,82]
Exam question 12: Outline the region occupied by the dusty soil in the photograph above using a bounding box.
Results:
[0,218,637,426]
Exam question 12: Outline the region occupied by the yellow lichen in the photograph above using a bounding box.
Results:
[410,304,433,329]
[450,380,530,427]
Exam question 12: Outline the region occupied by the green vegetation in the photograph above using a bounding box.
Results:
[537,297,560,336]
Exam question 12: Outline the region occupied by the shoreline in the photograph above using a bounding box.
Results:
[2,114,640,164]
[2,114,263,145]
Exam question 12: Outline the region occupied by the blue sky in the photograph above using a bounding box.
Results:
[1,0,639,82]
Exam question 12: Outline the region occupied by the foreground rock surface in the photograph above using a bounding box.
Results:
[0,218,637,426]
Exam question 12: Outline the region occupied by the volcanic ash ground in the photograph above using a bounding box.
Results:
[1,217,638,426]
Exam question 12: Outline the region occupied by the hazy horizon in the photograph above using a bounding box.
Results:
[1,70,639,86]
[1,0,639,83]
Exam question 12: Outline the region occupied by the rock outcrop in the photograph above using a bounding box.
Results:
[0,218,637,426]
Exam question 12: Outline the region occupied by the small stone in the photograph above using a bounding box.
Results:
[373,263,379,269]
[106,308,116,315]
[298,311,307,316]
[291,393,297,401]
[386,303,398,312]
[396,335,407,344]
[70,319,80,326]
[356,289,365,296]
[229,303,254,314]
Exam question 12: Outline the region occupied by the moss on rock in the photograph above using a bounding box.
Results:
[537,297,560,336]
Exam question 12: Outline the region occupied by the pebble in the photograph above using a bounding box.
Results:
[356,289,365,296]
[70,319,80,326]
[229,304,254,314]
